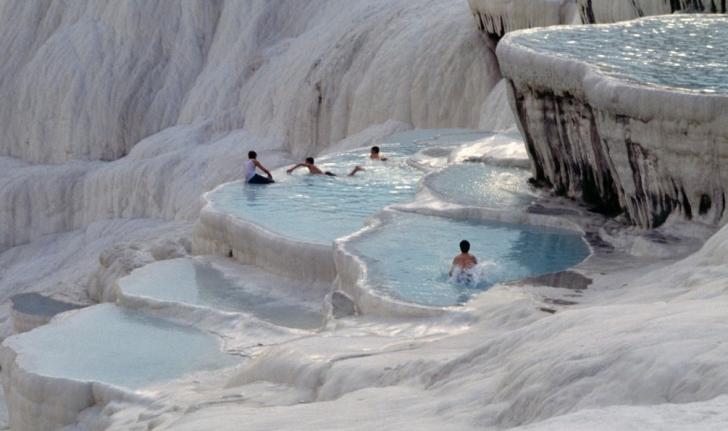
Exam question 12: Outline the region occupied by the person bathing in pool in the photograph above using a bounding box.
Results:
[369,146,388,161]
[245,151,274,184]
[449,240,478,282]
[286,157,364,176]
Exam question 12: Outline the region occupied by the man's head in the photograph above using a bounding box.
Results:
[459,240,470,253]
[248,151,257,159]
[370,146,380,155]
[305,157,315,165]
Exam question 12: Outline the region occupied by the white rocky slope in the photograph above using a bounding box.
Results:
[0,0,501,252]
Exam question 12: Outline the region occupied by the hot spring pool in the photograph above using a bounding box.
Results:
[209,129,488,244]
[5,304,238,389]
[119,258,325,329]
[509,15,728,93]
[426,163,534,207]
[348,213,589,306]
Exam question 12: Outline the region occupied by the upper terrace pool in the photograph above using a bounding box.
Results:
[209,130,488,244]
[509,15,728,93]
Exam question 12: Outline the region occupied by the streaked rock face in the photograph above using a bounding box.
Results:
[577,0,727,24]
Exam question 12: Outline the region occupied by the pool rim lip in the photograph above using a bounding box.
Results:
[497,14,728,125]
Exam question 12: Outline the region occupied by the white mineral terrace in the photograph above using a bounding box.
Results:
[497,15,728,228]
[3,1,728,430]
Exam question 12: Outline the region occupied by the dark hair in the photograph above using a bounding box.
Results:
[371,146,380,154]
[459,240,470,253]
[248,151,257,159]
[306,157,315,164]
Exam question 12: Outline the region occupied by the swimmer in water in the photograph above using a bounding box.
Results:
[369,146,388,161]
[286,157,364,176]
[449,240,478,282]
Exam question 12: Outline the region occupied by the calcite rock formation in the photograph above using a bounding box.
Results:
[497,16,728,228]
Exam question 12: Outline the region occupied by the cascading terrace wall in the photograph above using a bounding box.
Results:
[468,0,728,228]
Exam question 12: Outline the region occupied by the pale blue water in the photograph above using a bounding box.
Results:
[120,259,324,329]
[11,304,238,389]
[349,213,589,306]
[426,163,534,207]
[211,129,488,244]
[510,15,728,93]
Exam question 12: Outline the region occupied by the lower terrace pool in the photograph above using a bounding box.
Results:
[348,213,589,306]
[210,129,488,244]
[119,258,325,329]
[5,304,238,389]
[426,163,534,208]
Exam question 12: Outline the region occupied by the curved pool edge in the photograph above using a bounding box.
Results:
[333,212,457,319]
[193,183,337,284]
[1,330,152,430]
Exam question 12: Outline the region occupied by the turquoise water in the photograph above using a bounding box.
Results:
[120,259,324,329]
[349,213,589,306]
[10,304,238,389]
[426,163,534,207]
[211,129,487,244]
[510,15,728,93]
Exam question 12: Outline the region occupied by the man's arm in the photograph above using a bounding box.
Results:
[287,163,305,174]
[254,160,273,178]
[449,258,456,277]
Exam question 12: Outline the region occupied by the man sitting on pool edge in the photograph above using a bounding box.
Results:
[245,151,274,184]
[286,157,364,176]
[449,240,478,282]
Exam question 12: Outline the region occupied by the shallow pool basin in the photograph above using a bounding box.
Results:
[348,213,590,306]
[425,163,534,208]
[5,304,238,389]
[119,258,325,329]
